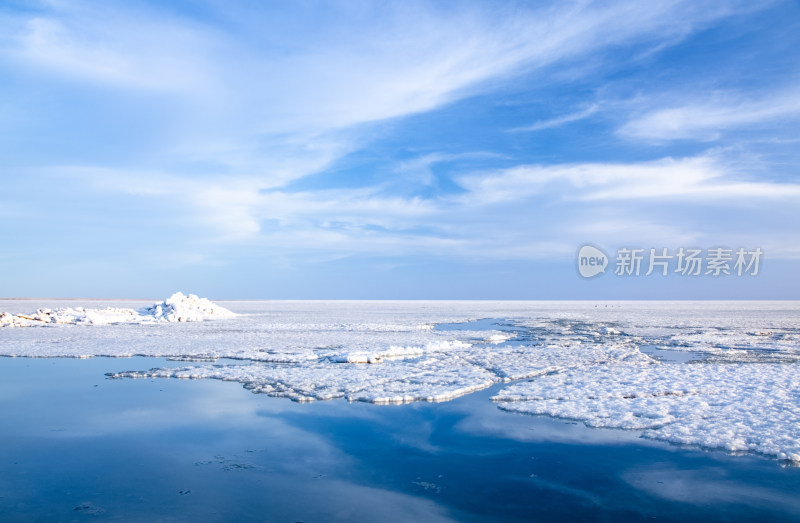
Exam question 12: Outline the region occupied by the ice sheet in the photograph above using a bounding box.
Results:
[1,299,799,462]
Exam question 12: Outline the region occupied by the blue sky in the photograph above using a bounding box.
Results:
[1,0,799,299]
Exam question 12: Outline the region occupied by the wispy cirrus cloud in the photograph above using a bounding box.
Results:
[455,154,800,204]
[7,7,217,93]
[2,0,797,297]
[59,166,438,244]
[510,104,599,132]
[1,0,762,185]
[49,146,800,262]
[618,91,800,142]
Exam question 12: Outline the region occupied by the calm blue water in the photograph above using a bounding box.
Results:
[1,356,799,522]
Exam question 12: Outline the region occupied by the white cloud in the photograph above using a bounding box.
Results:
[12,10,217,93]
[618,92,800,141]
[63,167,439,243]
[568,217,704,247]
[510,104,599,132]
[392,152,505,187]
[8,0,798,274]
[1,0,764,187]
[55,147,800,262]
[456,155,800,204]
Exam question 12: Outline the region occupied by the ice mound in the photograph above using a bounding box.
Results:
[140,292,236,323]
[0,292,234,327]
[0,306,144,326]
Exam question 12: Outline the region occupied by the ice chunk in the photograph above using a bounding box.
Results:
[486,333,515,344]
[329,340,472,364]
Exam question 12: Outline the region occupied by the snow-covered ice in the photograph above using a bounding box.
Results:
[493,363,800,461]
[1,299,799,462]
[0,292,235,327]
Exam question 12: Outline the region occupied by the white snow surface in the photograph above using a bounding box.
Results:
[1,299,799,462]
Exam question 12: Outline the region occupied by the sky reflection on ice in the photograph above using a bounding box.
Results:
[2,356,800,522]
[3,300,800,463]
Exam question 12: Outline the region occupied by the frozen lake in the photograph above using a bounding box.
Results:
[2,356,800,522]
[1,299,799,520]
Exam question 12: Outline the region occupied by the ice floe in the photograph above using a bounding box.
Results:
[494,362,800,462]
[108,338,649,405]
[111,356,500,404]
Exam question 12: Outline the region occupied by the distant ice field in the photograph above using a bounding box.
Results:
[1,299,799,462]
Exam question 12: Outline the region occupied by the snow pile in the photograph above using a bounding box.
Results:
[0,306,142,326]
[494,362,800,462]
[0,292,234,327]
[140,292,236,322]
